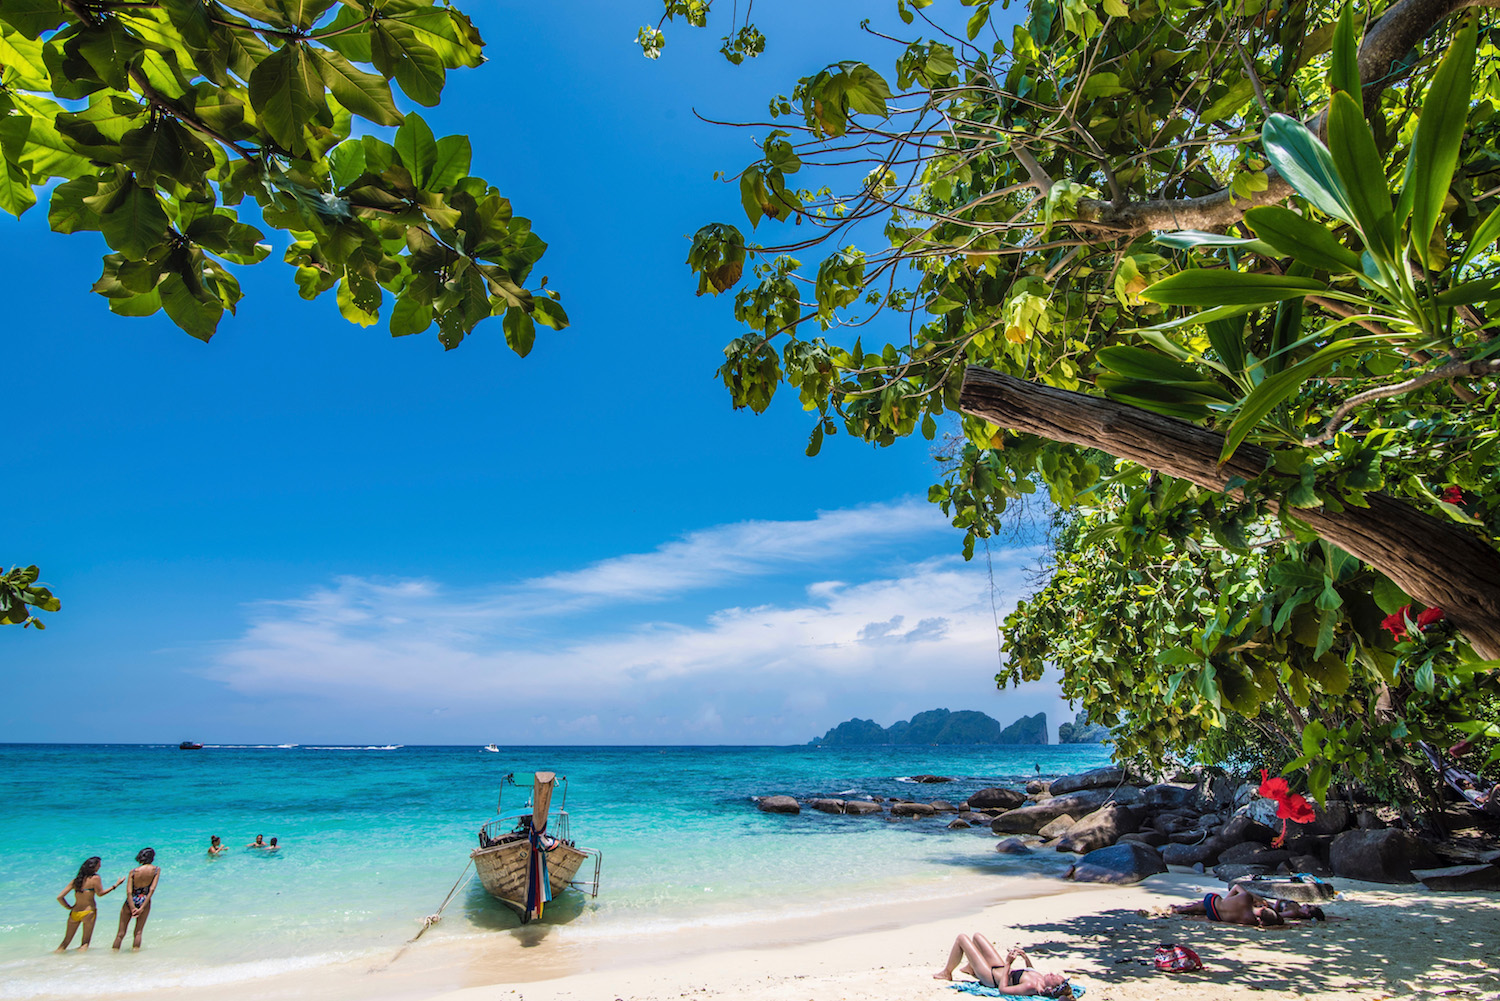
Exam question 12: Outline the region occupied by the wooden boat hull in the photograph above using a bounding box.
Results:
[470,839,590,917]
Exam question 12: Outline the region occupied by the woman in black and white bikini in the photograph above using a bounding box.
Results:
[113,848,160,950]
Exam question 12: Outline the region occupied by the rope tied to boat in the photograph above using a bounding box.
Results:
[372,859,474,970]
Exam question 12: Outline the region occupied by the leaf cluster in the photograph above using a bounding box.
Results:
[1,0,566,348]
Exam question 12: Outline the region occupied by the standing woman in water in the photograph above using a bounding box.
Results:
[56,857,123,951]
[113,848,161,950]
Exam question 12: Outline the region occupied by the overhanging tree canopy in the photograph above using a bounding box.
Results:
[668,0,1500,791]
[0,0,567,350]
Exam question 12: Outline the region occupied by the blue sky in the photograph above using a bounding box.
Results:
[3,1,1069,744]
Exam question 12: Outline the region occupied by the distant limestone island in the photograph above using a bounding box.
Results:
[809,708,1049,746]
[1058,710,1110,744]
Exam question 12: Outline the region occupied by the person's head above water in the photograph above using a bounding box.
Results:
[210,836,220,846]
[136,848,155,865]
[268,838,278,847]
[254,835,264,844]
[73,856,101,890]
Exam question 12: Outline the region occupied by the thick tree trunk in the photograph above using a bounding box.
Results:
[959,367,1500,659]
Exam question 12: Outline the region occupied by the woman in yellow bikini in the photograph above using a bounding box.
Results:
[55,856,124,951]
[113,848,161,950]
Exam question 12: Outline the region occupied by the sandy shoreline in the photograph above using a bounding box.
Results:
[425,871,1500,1001]
[18,870,1499,1001]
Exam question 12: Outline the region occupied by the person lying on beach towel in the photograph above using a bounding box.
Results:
[933,934,1076,998]
[1168,884,1327,926]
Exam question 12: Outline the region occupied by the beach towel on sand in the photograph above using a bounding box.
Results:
[947,982,1086,999]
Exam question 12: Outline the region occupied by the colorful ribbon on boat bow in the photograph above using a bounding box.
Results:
[523,827,553,920]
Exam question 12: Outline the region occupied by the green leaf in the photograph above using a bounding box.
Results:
[1201,78,1254,122]
[503,306,535,357]
[1459,205,1500,272]
[1436,276,1500,307]
[1325,91,1393,257]
[1329,4,1359,97]
[531,296,568,330]
[0,160,36,217]
[1268,562,1324,590]
[97,177,169,258]
[1371,576,1409,615]
[314,49,403,128]
[1096,345,1213,384]
[427,135,471,192]
[1243,206,1362,273]
[369,25,446,107]
[158,273,223,340]
[389,293,433,337]
[394,113,439,189]
[248,43,321,154]
[1220,338,1371,461]
[1204,315,1247,375]
[1408,19,1476,267]
[1262,114,1353,223]
[1142,269,1327,307]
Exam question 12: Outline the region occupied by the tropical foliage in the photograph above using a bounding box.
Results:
[1,565,59,628]
[665,0,1500,797]
[0,0,566,350]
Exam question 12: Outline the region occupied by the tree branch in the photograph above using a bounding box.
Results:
[1067,0,1493,237]
[1302,359,1500,444]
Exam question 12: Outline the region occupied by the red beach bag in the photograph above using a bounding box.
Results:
[1154,943,1203,973]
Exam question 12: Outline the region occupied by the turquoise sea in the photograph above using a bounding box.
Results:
[0,743,1113,999]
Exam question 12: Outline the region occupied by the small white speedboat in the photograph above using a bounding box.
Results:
[483,744,500,753]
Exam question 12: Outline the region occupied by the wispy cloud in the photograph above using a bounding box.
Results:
[207,502,1062,742]
[522,498,950,602]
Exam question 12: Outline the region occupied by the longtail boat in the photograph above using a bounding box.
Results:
[470,771,602,923]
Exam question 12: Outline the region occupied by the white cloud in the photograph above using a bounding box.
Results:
[207,502,1063,742]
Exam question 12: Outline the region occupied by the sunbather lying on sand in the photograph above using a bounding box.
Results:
[934,934,1075,998]
[1169,885,1324,926]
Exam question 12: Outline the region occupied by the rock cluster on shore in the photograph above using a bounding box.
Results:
[753,764,1500,890]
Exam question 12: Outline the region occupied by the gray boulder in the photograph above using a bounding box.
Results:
[1214,862,1274,882]
[1056,803,1145,854]
[1037,814,1076,838]
[1051,766,1129,796]
[995,837,1033,854]
[930,800,959,813]
[1330,830,1441,883]
[1065,843,1166,884]
[1026,779,1051,795]
[1217,843,1292,867]
[1412,864,1500,891]
[1143,784,1196,810]
[807,799,846,814]
[844,800,882,815]
[1288,854,1331,876]
[968,787,1026,810]
[1162,841,1219,867]
[910,774,954,783]
[947,818,972,830]
[891,802,938,817]
[991,787,1142,834]
[1219,815,1276,846]
[757,795,800,814]
[1119,830,1168,848]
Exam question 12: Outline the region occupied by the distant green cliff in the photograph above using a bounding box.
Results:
[1057,709,1110,743]
[810,708,1048,746]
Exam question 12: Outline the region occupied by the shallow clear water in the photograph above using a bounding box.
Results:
[0,743,1112,998]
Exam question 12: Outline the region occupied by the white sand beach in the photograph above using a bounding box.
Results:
[416,871,1498,1001]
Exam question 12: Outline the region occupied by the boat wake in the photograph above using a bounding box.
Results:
[302,745,403,751]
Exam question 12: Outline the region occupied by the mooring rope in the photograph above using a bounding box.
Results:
[371,859,474,970]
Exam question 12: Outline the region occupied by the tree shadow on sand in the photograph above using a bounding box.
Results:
[1014,891,1499,998]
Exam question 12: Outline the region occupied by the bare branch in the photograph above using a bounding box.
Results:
[1302,359,1500,445]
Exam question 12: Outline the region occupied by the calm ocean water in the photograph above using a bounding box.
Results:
[0,742,1112,998]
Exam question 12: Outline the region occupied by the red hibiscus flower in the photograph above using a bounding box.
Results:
[1441,486,1465,505]
[1381,605,1412,641]
[1415,606,1444,631]
[1259,769,1316,846]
